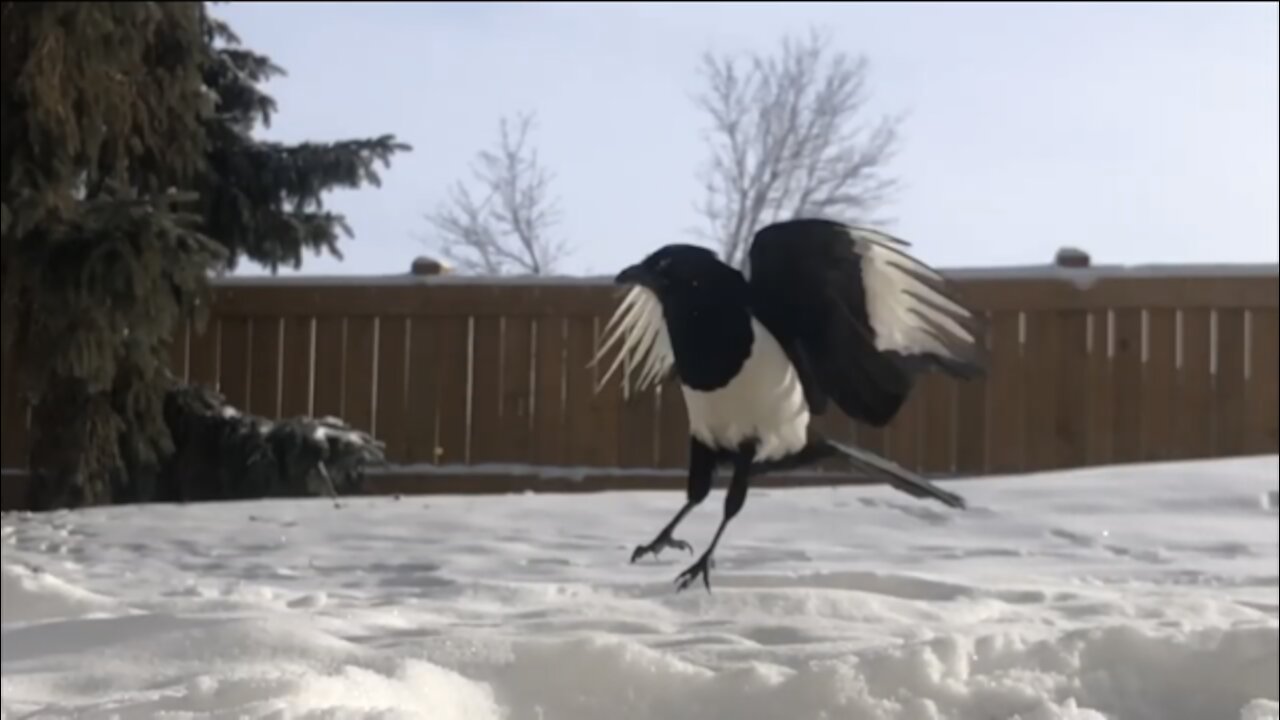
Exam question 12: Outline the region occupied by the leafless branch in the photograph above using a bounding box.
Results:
[425,112,570,276]
[693,29,903,269]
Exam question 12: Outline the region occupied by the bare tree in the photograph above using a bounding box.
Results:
[426,112,570,276]
[694,30,903,269]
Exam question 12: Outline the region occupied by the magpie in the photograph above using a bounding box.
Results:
[592,218,986,592]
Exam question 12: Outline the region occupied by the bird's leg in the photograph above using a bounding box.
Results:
[630,503,696,561]
[675,450,752,592]
[632,439,714,563]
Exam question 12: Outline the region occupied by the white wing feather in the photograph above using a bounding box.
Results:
[591,285,675,394]
[846,227,977,358]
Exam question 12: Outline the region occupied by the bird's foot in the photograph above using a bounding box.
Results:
[674,553,715,593]
[630,532,694,563]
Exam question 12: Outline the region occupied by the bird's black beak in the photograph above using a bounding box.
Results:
[614,263,649,286]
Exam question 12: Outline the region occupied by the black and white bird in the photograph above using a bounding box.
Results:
[592,218,985,592]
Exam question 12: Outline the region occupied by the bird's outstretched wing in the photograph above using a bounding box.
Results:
[746,218,985,427]
[591,284,677,394]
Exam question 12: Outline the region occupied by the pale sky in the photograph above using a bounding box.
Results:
[217,1,1280,278]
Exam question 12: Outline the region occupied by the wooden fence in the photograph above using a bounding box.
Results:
[2,262,1277,502]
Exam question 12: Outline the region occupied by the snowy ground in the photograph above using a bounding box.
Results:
[2,456,1278,720]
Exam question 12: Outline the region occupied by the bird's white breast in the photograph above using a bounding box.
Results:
[680,318,810,462]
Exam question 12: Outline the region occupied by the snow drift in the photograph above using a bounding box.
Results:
[3,456,1277,719]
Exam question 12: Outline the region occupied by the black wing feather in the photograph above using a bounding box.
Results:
[747,218,985,428]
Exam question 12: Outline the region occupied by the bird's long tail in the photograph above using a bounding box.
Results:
[826,438,967,509]
[756,436,967,509]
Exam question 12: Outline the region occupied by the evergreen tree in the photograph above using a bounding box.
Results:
[1,3,409,509]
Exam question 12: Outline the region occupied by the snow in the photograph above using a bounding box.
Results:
[3,456,1277,719]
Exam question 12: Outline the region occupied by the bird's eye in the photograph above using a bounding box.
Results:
[655,257,672,272]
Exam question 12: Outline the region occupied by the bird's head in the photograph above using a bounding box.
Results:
[614,244,739,304]
[598,245,744,391]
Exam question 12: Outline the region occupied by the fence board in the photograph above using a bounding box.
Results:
[342,317,377,436]
[562,316,599,466]
[1214,310,1247,457]
[1111,309,1143,463]
[432,316,471,465]
[1141,309,1178,461]
[313,317,345,418]
[279,317,313,418]
[1246,309,1279,454]
[1054,311,1089,468]
[919,373,954,475]
[374,317,409,461]
[248,317,281,418]
[1085,310,1114,465]
[985,312,1024,474]
[404,317,441,465]
[1175,309,1215,460]
[1023,311,1060,470]
[532,316,567,465]
[468,316,504,464]
[953,318,989,476]
[499,316,535,464]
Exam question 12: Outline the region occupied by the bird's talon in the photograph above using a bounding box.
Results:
[674,555,714,593]
[630,534,693,564]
